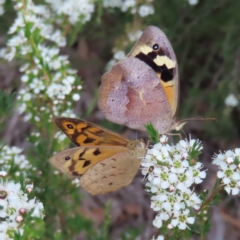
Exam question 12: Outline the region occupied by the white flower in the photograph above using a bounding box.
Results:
[72,93,80,101]
[153,216,162,228]
[152,235,164,240]
[23,93,32,101]
[171,209,195,230]
[0,47,16,61]
[213,148,240,195]
[46,0,94,25]
[21,74,29,83]
[60,109,77,118]
[0,5,4,16]
[188,0,198,5]
[103,0,122,8]
[113,50,126,61]
[225,93,238,107]
[138,5,154,17]
[0,145,33,174]
[71,178,81,187]
[29,78,45,94]
[128,30,143,42]
[121,0,136,12]
[0,171,7,177]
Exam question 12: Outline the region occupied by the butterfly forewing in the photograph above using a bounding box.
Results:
[128,26,179,116]
[55,118,129,147]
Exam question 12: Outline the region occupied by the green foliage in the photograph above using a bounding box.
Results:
[145,123,160,144]
[0,90,16,124]
[120,227,141,240]
[188,140,202,162]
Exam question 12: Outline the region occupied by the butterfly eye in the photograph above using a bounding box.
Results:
[65,156,70,161]
[67,124,73,129]
[153,44,159,50]
[136,142,145,149]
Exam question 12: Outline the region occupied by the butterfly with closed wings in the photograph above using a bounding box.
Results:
[50,118,146,195]
[99,25,187,134]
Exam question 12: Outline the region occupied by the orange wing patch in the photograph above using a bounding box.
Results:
[55,118,128,147]
[49,146,127,177]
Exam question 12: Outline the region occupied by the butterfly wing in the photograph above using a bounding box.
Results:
[80,142,146,195]
[55,118,128,146]
[98,26,178,134]
[128,25,179,116]
[49,146,128,177]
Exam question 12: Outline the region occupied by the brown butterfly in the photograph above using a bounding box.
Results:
[98,25,185,134]
[49,118,146,195]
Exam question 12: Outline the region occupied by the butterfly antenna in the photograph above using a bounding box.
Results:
[180,116,217,123]
[175,117,217,131]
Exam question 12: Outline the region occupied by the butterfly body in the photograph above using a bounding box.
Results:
[98,26,179,134]
[50,118,146,195]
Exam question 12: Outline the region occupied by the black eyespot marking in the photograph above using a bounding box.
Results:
[67,124,73,129]
[109,182,113,185]
[153,44,159,50]
[93,148,101,156]
[65,156,70,161]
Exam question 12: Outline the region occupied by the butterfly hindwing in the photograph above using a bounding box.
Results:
[81,142,145,195]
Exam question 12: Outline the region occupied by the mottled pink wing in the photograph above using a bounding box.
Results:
[98,58,176,134]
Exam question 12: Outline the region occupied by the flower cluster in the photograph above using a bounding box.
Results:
[105,29,143,71]
[46,0,94,25]
[103,0,154,17]
[127,30,143,42]
[105,50,126,71]
[0,0,81,123]
[0,181,44,239]
[0,145,34,177]
[142,136,205,230]
[213,149,240,195]
[138,4,154,17]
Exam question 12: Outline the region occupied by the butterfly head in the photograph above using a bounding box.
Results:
[127,140,145,149]
[173,120,188,132]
